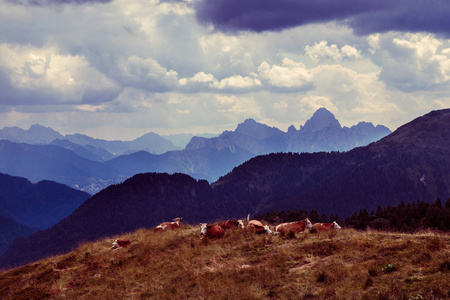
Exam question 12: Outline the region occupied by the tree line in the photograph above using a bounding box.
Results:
[254,198,450,232]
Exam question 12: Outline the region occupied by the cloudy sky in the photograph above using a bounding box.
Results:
[1,0,449,140]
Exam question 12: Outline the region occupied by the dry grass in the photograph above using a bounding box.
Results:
[1,226,449,299]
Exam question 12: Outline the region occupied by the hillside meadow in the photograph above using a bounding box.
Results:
[1,225,449,299]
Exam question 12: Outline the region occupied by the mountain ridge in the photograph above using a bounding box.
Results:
[186,108,391,154]
[0,172,90,229]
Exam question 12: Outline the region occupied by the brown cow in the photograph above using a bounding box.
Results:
[275,218,312,234]
[200,223,225,239]
[220,219,245,230]
[154,217,182,232]
[311,221,342,231]
[111,239,131,250]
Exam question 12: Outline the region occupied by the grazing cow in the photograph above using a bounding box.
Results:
[111,239,131,250]
[200,223,225,239]
[154,217,182,232]
[220,219,245,230]
[311,221,342,232]
[275,218,312,234]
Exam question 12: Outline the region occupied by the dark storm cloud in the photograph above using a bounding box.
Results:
[7,0,111,6]
[350,0,450,37]
[195,0,450,37]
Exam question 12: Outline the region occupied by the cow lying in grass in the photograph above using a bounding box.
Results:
[111,239,131,250]
[220,219,245,230]
[200,223,225,239]
[246,220,274,234]
[154,217,182,232]
[275,218,312,234]
[311,221,342,232]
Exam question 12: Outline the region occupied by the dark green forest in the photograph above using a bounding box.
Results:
[255,198,450,232]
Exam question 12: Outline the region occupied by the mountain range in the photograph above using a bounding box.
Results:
[0,124,180,156]
[0,108,448,269]
[186,108,391,155]
[0,108,391,194]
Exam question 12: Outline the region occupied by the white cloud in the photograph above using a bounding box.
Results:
[434,97,450,108]
[179,72,261,91]
[306,64,402,127]
[298,96,337,113]
[116,55,178,91]
[367,34,380,54]
[258,58,313,89]
[0,43,119,104]
[305,41,361,63]
[213,75,262,90]
[393,34,450,83]
[371,33,450,92]
[216,94,262,118]
[183,72,215,84]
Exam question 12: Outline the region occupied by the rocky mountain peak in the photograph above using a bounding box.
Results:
[287,125,297,134]
[302,107,341,133]
[235,118,283,140]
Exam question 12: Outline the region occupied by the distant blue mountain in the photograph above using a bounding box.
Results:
[162,133,218,149]
[64,132,179,156]
[50,139,115,162]
[0,124,180,157]
[0,139,252,194]
[187,108,391,154]
[0,124,63,144]
[105,147,254,182]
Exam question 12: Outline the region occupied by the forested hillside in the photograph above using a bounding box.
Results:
[0,173,90,229]
[255,198,450,232]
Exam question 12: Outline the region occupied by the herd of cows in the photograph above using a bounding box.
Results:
[111,217,342,249]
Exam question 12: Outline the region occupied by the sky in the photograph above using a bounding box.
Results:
[0,0,449,140]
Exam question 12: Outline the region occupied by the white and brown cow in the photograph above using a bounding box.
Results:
[153,217,182,232]
[220,219,245,230]
[246,219,275,234]
[275,218,312,234]
[311,221,342,232]
[111,239,131,250]
[200,223,225,239]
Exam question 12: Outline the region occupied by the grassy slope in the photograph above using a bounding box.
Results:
[1,226,449,300]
